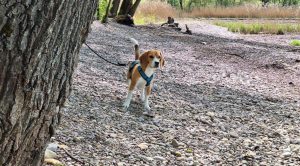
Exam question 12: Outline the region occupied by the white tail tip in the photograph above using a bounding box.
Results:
[130,38,139,45]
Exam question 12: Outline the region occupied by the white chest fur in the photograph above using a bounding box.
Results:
[134,66,155,89]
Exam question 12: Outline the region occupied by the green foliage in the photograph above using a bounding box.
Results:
[290,40,300,46]
[214,22,300,34]
[134,15,165,25]
[98,0,108,20]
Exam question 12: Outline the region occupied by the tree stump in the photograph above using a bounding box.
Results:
[115,14,135,26]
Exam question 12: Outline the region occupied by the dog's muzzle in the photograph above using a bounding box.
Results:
[154,62,159,68]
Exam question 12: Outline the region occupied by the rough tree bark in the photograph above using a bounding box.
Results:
[102,0,112,23]
[128,0,142,17]
[118,0,133,15]
[0,0,97,165]
[109,0,121,17]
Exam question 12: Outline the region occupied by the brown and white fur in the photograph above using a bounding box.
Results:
[123,38,165,111]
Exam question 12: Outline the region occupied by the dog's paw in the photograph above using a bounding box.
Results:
[140,95,145,102]
[123,101,130,110]
[144,104,151,111]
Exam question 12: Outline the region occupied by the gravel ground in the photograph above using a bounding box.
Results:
[48,20,300,166]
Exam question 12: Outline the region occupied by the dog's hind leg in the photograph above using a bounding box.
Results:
[123,79,137,110]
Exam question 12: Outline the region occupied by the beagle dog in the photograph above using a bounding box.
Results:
[123,38,165,113]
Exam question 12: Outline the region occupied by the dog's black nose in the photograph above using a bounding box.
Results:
[155,62,159,67]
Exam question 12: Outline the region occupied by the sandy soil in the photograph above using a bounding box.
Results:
[48,20,300,166]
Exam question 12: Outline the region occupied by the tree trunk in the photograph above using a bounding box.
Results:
[110,0,121,17]
[103,0,113,23]
[119,0,133,15]
[128,0,142,17]
[0,0,97,165]
[179,0,184,10]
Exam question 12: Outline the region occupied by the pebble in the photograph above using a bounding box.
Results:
[176,156,185,161]
[244,150,256,159]
[117,162,126,166]
[206,112,215,117]
[154,156,165,161]
[282,151,291,157]
[171,139,180,148]
[73,136,84,142]
[186,157,193,161]
[229,131,239,138]
[44,149,57,159]
[290,138,300,144]
[290,144,300,152]
[171,151,182,157]
[138,143,148,150]
[46,143,58,152]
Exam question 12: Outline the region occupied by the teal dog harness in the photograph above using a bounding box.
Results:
[129,61,154,86]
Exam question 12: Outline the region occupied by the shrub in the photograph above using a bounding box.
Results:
[291,40,300,46]
[135,0,176,25]
[98,0,108,21]
[214,22,300,34]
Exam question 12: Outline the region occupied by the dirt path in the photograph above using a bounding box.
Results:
[52,21,300,166]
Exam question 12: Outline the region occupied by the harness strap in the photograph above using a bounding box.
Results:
[129,61,139,73]
[129,61,154,86]
[138,66,154,86]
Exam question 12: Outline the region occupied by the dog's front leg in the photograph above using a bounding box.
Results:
[123,80,137,110]
[144,85,152,111]
[140,88,145,101]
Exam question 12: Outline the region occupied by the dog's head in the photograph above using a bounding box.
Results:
[140,50,165,70]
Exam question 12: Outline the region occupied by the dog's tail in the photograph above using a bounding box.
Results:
[130,38,140,60]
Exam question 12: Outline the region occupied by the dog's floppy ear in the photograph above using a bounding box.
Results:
[159,52,165,69]
[139,51,149,68]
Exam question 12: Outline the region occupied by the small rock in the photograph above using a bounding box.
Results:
[206,112,215,117]
[44,159,63,166]
[154,156,165,161]
[192,161,200,166]
[282,151,291,157]
[186,148,193,153]
[199,117,211,125]
[290,144,300,153]
[229,131,239,138]
[176,156,184,160]
[73,136,84,142]
[117,162,126,166]
[186,157,193,161]
[260,161,268,166]
[137,143,148,150]
[173,151,182,157]
[171,139,180,148]
[220,125,226,131]
[290,138,300,144]
[44,149,57,159]
[109,133,117,138]
[244,150,256,159]
[243,139,252,147]
[138,155,153,162]
[46,143,58,152]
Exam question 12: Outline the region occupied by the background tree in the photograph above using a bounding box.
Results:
[119,0,133,15]
[0,0,97,165]
[128,0,142,16]
[110,0,121,17]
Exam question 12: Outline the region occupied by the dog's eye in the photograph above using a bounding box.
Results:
[149,56,154,58]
